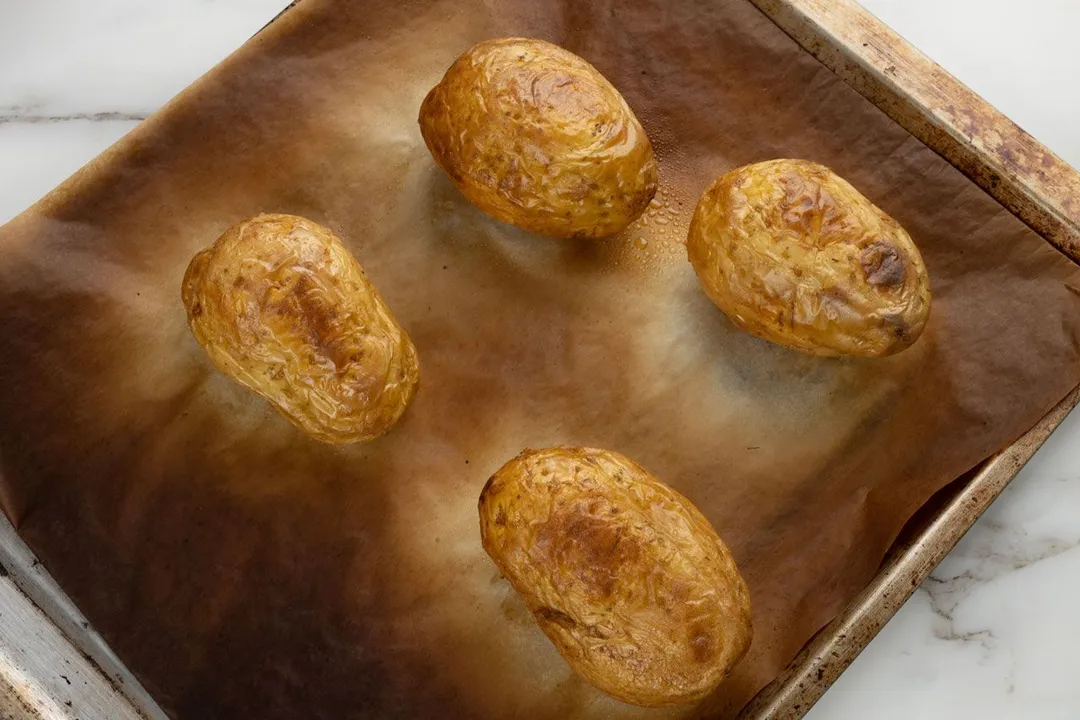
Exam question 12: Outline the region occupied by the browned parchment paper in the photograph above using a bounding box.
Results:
[1,1,1079,718]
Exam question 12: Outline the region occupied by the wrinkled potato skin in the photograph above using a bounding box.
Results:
[687,159,932,357]
[479,447,752,707]
[181,214,419,444]
[420,38,658,239]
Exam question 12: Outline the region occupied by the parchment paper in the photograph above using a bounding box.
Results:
[1,0,1079,718]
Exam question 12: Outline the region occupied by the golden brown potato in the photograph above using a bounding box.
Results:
[687,159,932,357]
[181,214,419,444]
[419,37,658,239]
[478,447,752,707]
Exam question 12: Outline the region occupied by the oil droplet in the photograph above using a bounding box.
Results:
[634,237,649,249]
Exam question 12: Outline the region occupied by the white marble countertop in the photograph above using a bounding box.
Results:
[2,1,1079,718]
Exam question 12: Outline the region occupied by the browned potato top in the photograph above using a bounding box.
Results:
[479,447,752,707]
[687,159,932,357]
[181,214,419,444]
[420,37,658,239]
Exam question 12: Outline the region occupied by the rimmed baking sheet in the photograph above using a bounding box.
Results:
[1,0,1079,717]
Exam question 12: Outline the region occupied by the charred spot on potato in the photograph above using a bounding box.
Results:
[690,628,716,663]
[881,311,912,340]
[538,506,638,601]
[294,279,343,354]
[780,190,817,230]
[535,606,578,629]
[860,240,907,289]
[566,183,591,201]
[481,475,502,497]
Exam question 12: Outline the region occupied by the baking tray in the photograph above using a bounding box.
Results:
[2,0,1079,718]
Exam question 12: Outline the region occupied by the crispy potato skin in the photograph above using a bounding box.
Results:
[181,214,419,444]
[687,159,932,357]
[419,38,658,239]
[479,447,752,707]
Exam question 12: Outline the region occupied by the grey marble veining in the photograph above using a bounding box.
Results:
[0,111,148,124]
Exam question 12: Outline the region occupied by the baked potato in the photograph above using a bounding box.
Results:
[478,447,752,707]
[419,37,658,239]
[181,214,419,444]
[687,159,931,357]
